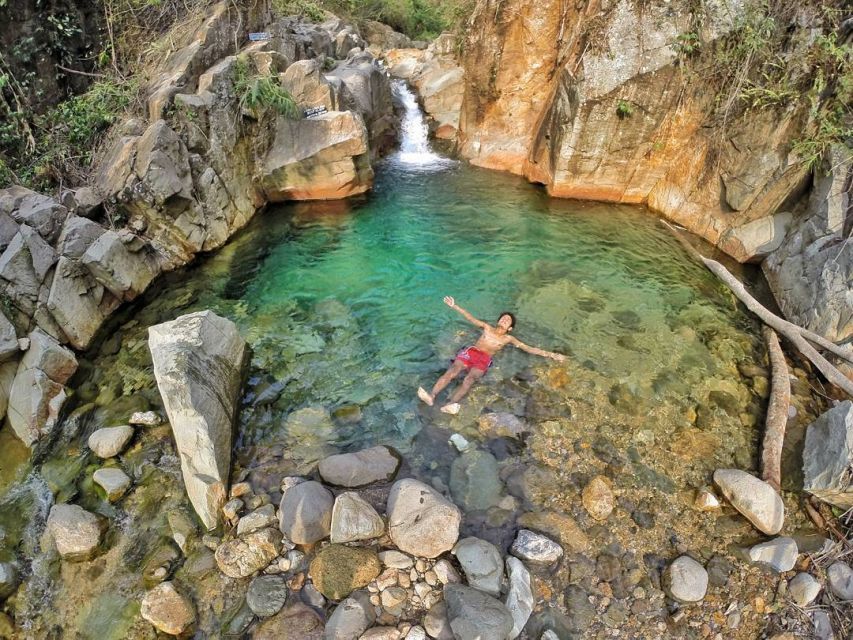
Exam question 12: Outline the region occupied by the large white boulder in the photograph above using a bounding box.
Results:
[386,478,461,558]
[149,310,247,529]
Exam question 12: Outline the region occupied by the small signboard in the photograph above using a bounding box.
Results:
[248,32,271,42]
[304,105,328,119]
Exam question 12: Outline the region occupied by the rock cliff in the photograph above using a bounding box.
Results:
[0,3,401,447]
[389,0,851,345]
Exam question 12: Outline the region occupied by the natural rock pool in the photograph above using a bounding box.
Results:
[0,122,828,638]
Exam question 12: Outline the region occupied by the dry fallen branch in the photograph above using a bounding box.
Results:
[662,221,853,398]
[761,326,790,491]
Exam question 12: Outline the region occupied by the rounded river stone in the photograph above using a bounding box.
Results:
[309,544,381,600]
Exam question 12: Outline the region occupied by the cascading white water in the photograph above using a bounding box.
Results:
[392,80,454,166]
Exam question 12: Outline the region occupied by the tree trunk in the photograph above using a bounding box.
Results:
[760,326,790,492]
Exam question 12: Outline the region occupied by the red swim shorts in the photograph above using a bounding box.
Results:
[455,346,492,372]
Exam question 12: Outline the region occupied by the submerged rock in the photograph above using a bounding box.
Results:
[140,581,196,636]
[477,412,528,439]
[0,562,19,601]
[581,475,614,521]
[247,574,289,617]
[386,478,461,558]
[664,556,708,603]
[149,310,248,530]
[88,425,134,459]
[318,445,401,487]
[505,557,534,639]
[452,537,504,597]
[279,480,334,544]
[214,527,282,578]
[308,544,381,600]
[330,491,385,543]
[444,584,514,640]
[713,469,784,535]
[254,602,325,640]
[510,529,563,566]
[92,467,131,502]
[449,449,502,511]
[747,537,798,572]
[45,504,103,560]
[802,401,853,509]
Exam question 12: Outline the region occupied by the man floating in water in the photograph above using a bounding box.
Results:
[418,296,566,415]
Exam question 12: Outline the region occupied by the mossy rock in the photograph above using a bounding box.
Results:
[308,544,381,600]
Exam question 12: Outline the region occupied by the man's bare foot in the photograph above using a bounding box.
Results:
[440,403,460,415]
[417,387,434,406]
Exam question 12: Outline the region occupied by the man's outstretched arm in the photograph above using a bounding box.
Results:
[443,296,487,329]
[509,336,566,361]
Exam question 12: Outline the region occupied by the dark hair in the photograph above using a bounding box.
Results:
[497,311,516,329]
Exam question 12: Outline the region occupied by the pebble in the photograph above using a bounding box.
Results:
[713,469,784,535]
[92,467,131,502]
[433,559,461,584]
[582,476,614,520]
[230,482,252,498]
[664,556,708,603]
[129,411,162,426]
[140,581,196,635]
[379,551,414,569]
[510,529,564,565]
[693,489,720,511]
[247,575,289,617]
[747,537,798,572]
[449,433,472,452]
[222,498,243,520]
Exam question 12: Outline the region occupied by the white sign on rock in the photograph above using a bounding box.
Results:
[149,310,247,529]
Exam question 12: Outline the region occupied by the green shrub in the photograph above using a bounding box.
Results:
[234,58,300,118]
[616,100,633,119]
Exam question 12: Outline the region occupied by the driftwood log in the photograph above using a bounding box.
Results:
[760,326,790,492]
[663,221,853,398]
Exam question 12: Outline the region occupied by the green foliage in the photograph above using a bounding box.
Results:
[270,0,472,41]
[674,32,701,57]
[234,57,300,119]
[704,1,852,171]
[616,100,633,119]
[0,76,137,189]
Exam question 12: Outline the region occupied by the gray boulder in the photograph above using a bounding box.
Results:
[330,491,384,543]
[279,480,334,544]
[510,529,563,566]
[444,584,514,640]
[82,229,159,301]
[827,562,853,600]
[504,557,534,639]
[0,310,18,362]
[803,401,853,509]
[7,329,77,446]
[747,537,798,572]
[318,445,400,487]
[664,556,708,603]
[452,537,504,597]
[88,425,134,458]
[0,225,56,314]
[56,216,105,259]
[10,190,66,244]
[149,311,248,529]
[247,574,289,617]
[386,478,461,558]
[324,590,375,640]
[45,504,103,560]
[713,469,784,534]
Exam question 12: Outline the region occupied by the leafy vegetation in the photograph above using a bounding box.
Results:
[616,100,633,119]
[234,57,300,119]
[271,0,473,41]
[703,1,852,170]
[0,74,137,189]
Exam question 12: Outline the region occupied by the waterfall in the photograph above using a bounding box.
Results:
[392,80,453,166]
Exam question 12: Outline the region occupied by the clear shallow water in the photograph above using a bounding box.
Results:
[79,155,765,465]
